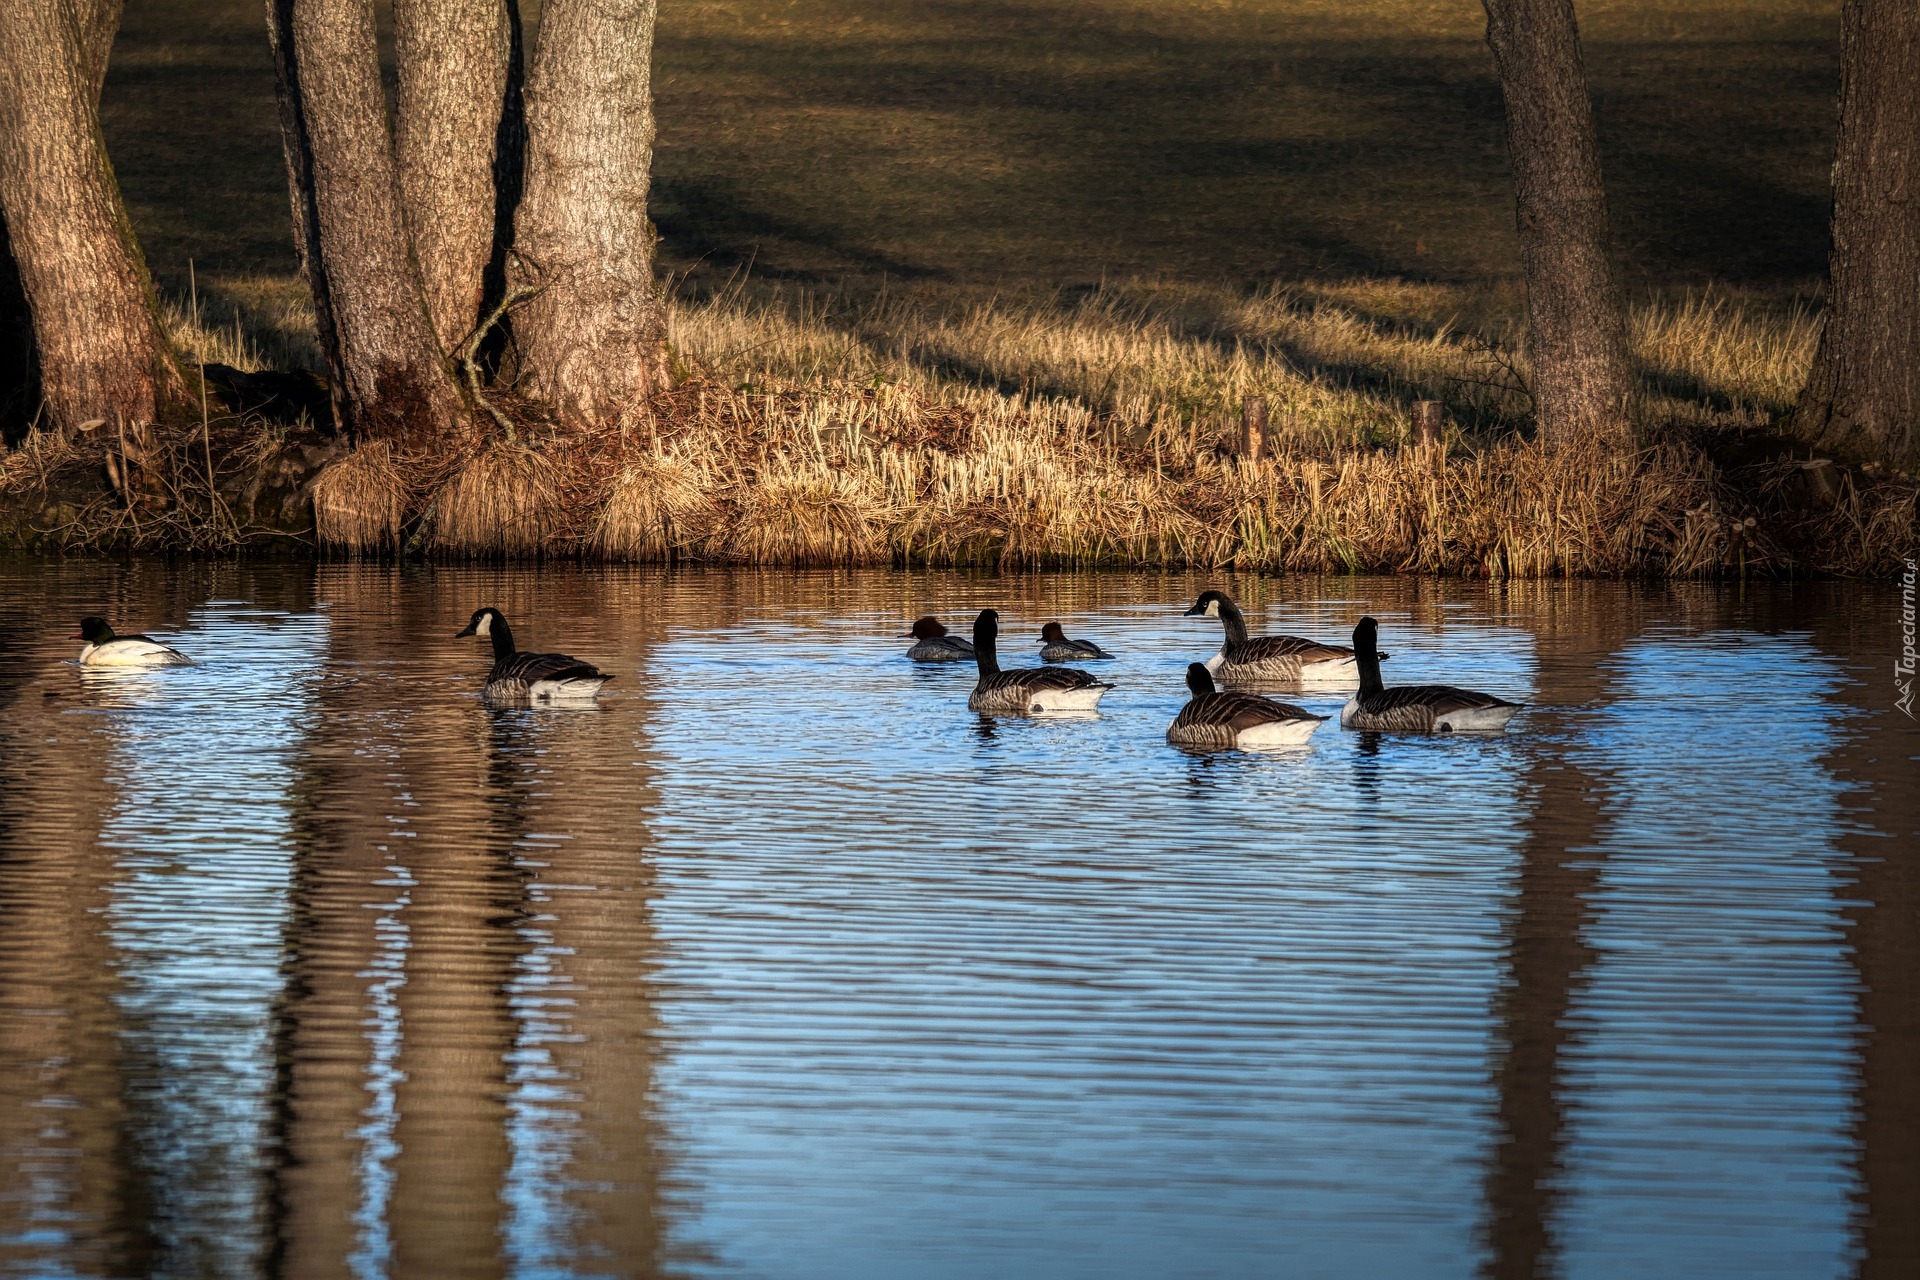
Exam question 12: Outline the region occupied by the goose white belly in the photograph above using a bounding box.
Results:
[79,639,191,667]
[1293,655,1361,688]
[1234,716,1324,748]
[528,675,610,702]
[486,674,611,703]
[1339,696,1520,733]
[1028,684,1110,714]
[1208,649,1360,689]
[972,682,1111,715]
[1431,703,1520,732]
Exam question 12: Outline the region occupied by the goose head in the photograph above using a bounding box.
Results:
[1352,615,1380,656]
[456,606,505,639]
[972,608,1000,645]
[1183,590,1234,618]
[1185,662,1217,696]
[72,616,114,642]
[1038,621,1068,645]
[903,616,949,640]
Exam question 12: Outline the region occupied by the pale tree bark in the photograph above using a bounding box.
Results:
[394,0,510,353]
[269,0,466,448]
[0,0,184,433]
[1790,0,1920,472]
[512,0,670,429]
[1482,0,1635,449]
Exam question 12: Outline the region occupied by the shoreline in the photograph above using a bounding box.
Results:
[4,374,1911,579]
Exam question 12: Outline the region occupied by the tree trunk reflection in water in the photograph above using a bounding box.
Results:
[1481,581,1647,1279]
[1795,595,1919,1279]
[271,566,674,1277]
[0,656,156,1276]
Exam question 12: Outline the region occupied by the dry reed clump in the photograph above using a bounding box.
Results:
[594,452,717,559]
[310,441,407,552]
[434,443,566,555]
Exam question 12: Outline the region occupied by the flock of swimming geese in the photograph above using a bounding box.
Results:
[71,589,1522,750]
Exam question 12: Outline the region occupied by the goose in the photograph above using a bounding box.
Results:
[455,606,612,701]
[967,609,1113,714]
[1167,663,1325,750]
[903,615,975,663]
[72,616,192,667]
[1340,616,1521,733]
[1183,589,1378,686]
[1037,621,1115,662]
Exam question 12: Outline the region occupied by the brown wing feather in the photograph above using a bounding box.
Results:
[493,651,608,686]
[1225,635,1355,665]
[1360,684,1511,716]
[1173,691,1316,732]
[979,666,1105,693]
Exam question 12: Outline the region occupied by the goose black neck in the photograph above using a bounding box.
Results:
[1218,599,1250,647]
[1355,619,1384,697]
[972,614,1000,677]
[488,614,517,661]
[1186,663,1216,696]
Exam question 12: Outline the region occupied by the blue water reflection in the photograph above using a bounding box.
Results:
[0,564,1908,1280]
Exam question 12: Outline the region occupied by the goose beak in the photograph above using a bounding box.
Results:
[1181,603,1204,616]
[454,624,476,637]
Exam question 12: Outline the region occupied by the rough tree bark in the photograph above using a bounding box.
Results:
[393,0,510,352]
[1482,0,1635,449]
[1790,0,1920,473]
[0,0,185,434]
[79,0,126,95]
[268,0,465,448]
[265,0,345,431]
[512,0,671,429]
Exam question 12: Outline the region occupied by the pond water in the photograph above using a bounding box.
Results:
[0,560,1912,1280]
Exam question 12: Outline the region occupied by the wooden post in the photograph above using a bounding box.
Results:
[1411,400,1445,449]
[1241,396,1268,460]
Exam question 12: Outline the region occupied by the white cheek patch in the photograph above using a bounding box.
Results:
[475,613,492,636]
[1204,601,1221,616]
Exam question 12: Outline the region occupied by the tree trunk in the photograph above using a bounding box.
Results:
[79,0,126,96]
[0,0,184,434]
[1482,0,1634,449]
[511,0,670,429]
[393,0,510,353]
[270,0,465,448]
[1790,0,1920,473]
[265,0,346,432]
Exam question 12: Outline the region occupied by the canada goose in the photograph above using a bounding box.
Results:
[1340,616,1521,733]
[1037,621,1115,662]
[1167,663,1325,749]
[71,616,191,667]
[903,615,975,663]
[455,606,612,701]
[967,609,1113,714]
[1184,590,1379,686]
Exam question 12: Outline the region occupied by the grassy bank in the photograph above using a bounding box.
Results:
[127,276,1886,578]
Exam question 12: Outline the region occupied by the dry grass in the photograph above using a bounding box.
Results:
[310,439,405,552]
[11,271,1906,575]
[433,444,566,554]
